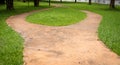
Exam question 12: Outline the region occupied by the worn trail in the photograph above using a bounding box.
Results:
[6,8,120,65]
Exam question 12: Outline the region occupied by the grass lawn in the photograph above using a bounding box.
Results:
[0,1,120,65]
[0,1,50,65]
[60,2,120,55]
[26,7,86,26]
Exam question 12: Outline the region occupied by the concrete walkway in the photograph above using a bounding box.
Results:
[6,8,120,65]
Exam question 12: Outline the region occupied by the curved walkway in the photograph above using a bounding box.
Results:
[6,8,120,65]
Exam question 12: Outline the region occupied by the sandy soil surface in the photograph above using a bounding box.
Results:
[6,8,120,65]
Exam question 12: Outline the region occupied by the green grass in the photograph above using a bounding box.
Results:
[26,7,86,26]
[1,1,120,65]
[0,1,50,65]
[59,2,120,55]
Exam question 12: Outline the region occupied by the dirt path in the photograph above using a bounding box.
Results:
[6,8,120,65]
